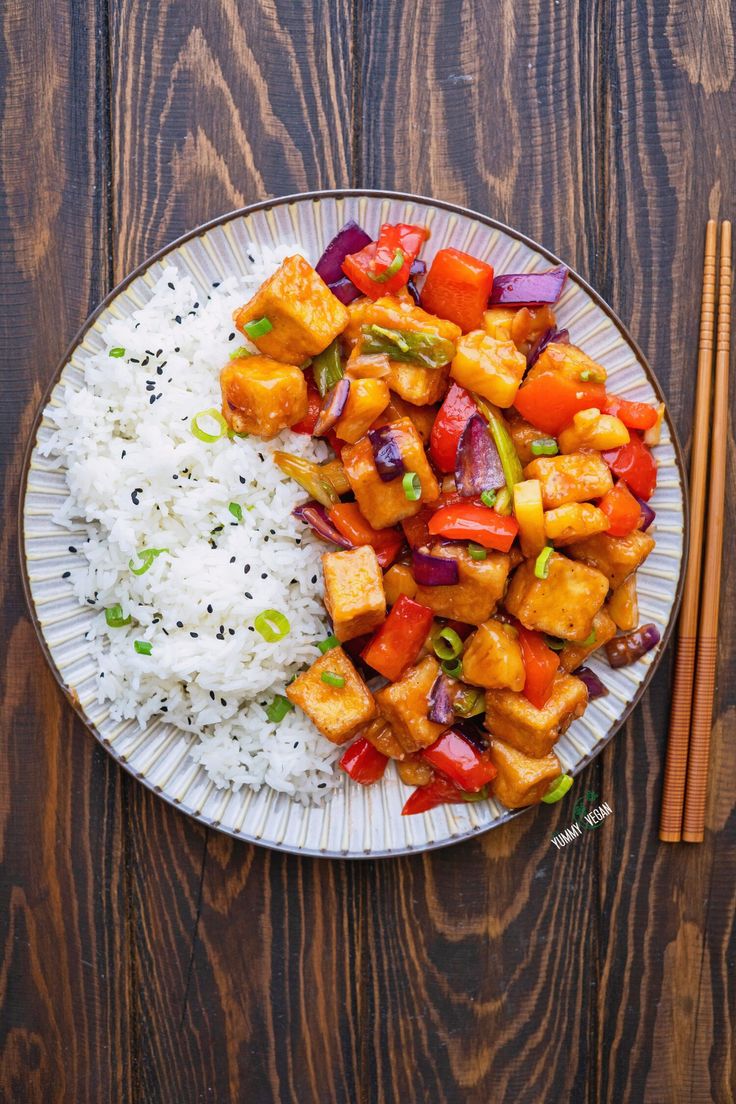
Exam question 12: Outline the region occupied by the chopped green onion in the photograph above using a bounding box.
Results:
[530,437,559,457]
[227,428,249,439]
[228,502,243,522]
[105,604,131,628]
[243,316,273,339]
[321,671,345,688]
[432,626,463,661]
[129,547,168,576]
[534,546,554,579]
[494,487,512,515]
[544,635,565,651]
[230,346,252,359]
[461,785,489,803]
[254,609,290,642]
[318,634,340,654]
[453,686,485,718]
[402,471,421,501]
[312,339,344,398]
[542,774,574,804]
[468,543,487,561]
[367,247,405,283]
[441,657,463,679]
[134,640,152,655]
[480,489,497,508]
[582,629,597,646]
[108,347,125,358]
[191,407,228,443]
[369,324,410,353]
[474,398,524,493]
[579,369,604,383]
[266,694,295,723]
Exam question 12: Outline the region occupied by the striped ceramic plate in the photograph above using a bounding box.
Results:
[20,191,687,857]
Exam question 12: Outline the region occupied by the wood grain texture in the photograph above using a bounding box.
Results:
[1,0,735,1102]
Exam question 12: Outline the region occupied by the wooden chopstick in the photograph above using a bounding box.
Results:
[658,221,718,842]
[681,220,732,842]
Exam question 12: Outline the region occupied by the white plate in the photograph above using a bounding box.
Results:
[20,190,687,857]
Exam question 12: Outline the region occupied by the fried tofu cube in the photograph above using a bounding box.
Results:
[484,673,588,758]
[544,502,609,546]
[341,417,439,529]
[523,452,613,510]
[335,378,390,443]
[286,647,376,744]
[504,552,609,642]
[375,656,447,753]
[359,715,406,760]
[450,331,526,408]
[322,546,386,642]
[528,341,607,386]
[559,606,617,672]
[220,355,307,438]
[506,411,547,464]
[386,360,450,406]
[373,394,437,443]
[490,739,561,808]
[567,530,655,590]
[343,294,461,346]
[414,546,511,625]
[462,620,525,691]
[234,255,348,362]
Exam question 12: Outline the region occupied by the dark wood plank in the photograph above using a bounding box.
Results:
[0,2,132,1102]
[597,3,736,1101]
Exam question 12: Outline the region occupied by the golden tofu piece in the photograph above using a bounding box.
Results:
[567,530,655,590]
[359,715,405,760]
[375,656,447,753]
[462,620,525,691]
[490,739,561,808]
[450,330,526,408]
[335,378,390,443]
[373,395,437,443]
[220,355,307,438]
[544,502,609,546]
[607,575,639,631]
[506,411,547,464]
[523,452,613,510]
[341,417,439,529]
[286,647,376,745]
[559,606,617,672]
[414,545,511,625]
[386,360,450,406]
[504,552,609,642]
[234,255,348,362]
[322,545,386,642]
[343,294,461,346]
[484,673,588,758]
[528,341,607,386]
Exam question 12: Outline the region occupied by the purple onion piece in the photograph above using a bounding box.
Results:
[367,425,405,482]
[316,220,372,284]
[405,258,427,306]
[452,719,490,751]
[526,326,570,369]
[455,413,505,497]
[490,265,568,306]
[574,666,609,699]
[292,502,352,548]
[327,276,363,305]
[313,378,350,436]
[428,673,456,725]
[636,495,656,531]
[412,548,460,586]
[604,624,661,669]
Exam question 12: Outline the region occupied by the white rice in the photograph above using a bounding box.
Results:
[40,244,347,803]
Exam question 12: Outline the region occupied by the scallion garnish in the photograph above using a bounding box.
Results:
[228,502,243,522]
[454,687,485,719]
[367,247,405,283]
[318,634,340,654]
[191,408,228,443]
[129,547,169,576]
[461,785,489,803]
[579,369,604,383]
[542,774,574,804]
[321,671,345,688]
[230,346,252,359]
[582,628,597,646]
[266,694,295,723]
[494,487,512,515]
[105,604,131,628]
[109,347,125,358]
[468,543,487,561]
[441,657,463,679]
[432,626,463,661]
[534,545,554,579]
[544,635,565,651]
[243,316,273,339]
[369,323,410,353]
[134,640,152,655]
[480,489,497,508]
[530,437,559,457]
[254,609,290,642]
[402,471,421,501]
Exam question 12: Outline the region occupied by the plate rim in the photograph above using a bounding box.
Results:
[18,187,689,858]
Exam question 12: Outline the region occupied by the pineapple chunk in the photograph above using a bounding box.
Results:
[335,379,390,443]
[523,452,613,509]
[359,715,405,760]
[490,739,561,808]
[504,552,609,642]
[220,355,307,438]
[559,606,617,672]
[607,575,639,631]
[322,545,386,642]
[375,656,446,753]
[341,417,439,529]
[414,545,511,625]
[544,502,609,546]
[462,620,525,691]
[397,755,435,786]
[513,479,546,556]
[386,361,450,407]
[234,255,348,362]
[567,530,655,590]
[527,341,607,386]
[286,647,376,745]
[383,563,418,606]
[450,330,526,408]
[558,408,630,453]
[484,673,588,758]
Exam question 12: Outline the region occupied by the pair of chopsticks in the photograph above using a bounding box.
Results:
[659,219,732,843]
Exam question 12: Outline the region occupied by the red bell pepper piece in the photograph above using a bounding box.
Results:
[429,382,478,472]
[361,595,434,682]
[603,432,657,501]
[342,223,429,300]
[340,736,388,785]
[327,502,403,568]
[602,393,659,431]
[401,776,466,815]
[325,427,344,456]
[401,507,433,549]
[420,248,495,333]
[428,503,519,552]
[291,373,321,434]
[598,480,642,537]
[518,626,559,710]
[422,729,497,793]
[514,373,606,436]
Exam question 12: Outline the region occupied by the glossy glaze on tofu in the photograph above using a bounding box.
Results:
[341,417,439,529]
[286,647,376,744]
[322,545,386,642]
[414,546,510,625]
[504,552,609,642]
[221,356,307,437]
[484,674,588,758]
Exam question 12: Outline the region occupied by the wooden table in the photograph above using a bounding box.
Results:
[2,2,734,1101]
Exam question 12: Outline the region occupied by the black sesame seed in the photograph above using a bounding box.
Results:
[209,691,215,700]
[219,625,224,633]
[247,626,254,632]
[156,348,163,356]
[100,672,104,678]
[174,347,180,352]
[247,253,255,263]
[152,617,160,624]
[176,621,183,628]
[162,627,169,636]
[174,315,182,324]
[190,631,198,638]
[130,357,140,364]
[161,706,168,712]
[261,573,268,579]
[149,394,156,404]
[141,356,150,367]
[206,603,213,613]
[239,476,246,484]
[216,632,224,640]
[62,571,71,579]
[131,488,142,505]
[212,280,220,288]
[311,575,317,584]
[220,698,226,707]
[244,564,251,574]
[68,545,77,553]
[263,536,269,543]
[121,450,126,458]
[228,331,235,341]
[168,281,175,290]
[156,393,162,400]
[156,366,163,376]
[229,628,235,636]
[229,556,236,564]
[193,302,199,309]
[244,591,252,599]
[269,529,275,536]
[318,783,326,789]
[173,474,178,480]
[258,453,265,462]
